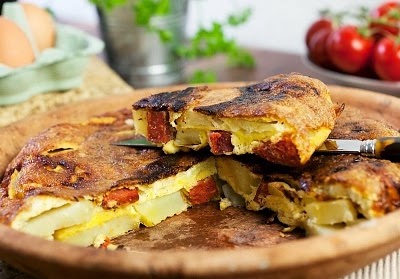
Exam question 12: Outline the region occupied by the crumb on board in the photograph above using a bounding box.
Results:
[219,198,232,210]
[93,234,121,251]
[282,226,296,233]
[279,232,287,238]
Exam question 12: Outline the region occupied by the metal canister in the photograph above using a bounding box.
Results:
[98,0,187,88]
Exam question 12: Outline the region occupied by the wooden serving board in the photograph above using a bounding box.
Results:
[0,83,399,279]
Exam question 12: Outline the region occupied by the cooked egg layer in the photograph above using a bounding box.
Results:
[54,205,140,247]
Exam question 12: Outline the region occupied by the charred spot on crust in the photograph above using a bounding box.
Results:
[61,177,85,189]
[302,155,362,183]
[351,124,370,133]
[353,126,369,133]
[194,82,286,116]
[21,155,93,190]
[330,110,400,140]
[120,152,210,186]
[35,155,76,171]
[244,81,273,92]
[194,74,323,117]
[331,165,349,174]
[132,86,206,112]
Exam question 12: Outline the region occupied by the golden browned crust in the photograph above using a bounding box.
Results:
[329,106,400,140]
[0,109,210,224]
[196,73,336,129]
[133,73,337,130]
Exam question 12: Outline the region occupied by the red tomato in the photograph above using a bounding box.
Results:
[326,25,374,74]
[370,1,400,36]
[308,28,333,67]
[305,18,333,49]
[305,18,334,67]
[373,36,400,81]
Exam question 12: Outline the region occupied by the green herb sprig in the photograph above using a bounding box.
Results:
[178,8,255,80]
[133,0,173,42]
[89,0,128,11]
[90,0,255,83]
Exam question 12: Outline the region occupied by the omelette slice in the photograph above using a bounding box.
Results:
[0,109,218,247]
[216,107,400,235]
[132,73,339,167]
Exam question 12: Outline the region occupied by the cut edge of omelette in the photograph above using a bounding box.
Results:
[215,149,400,237]
[7,156,218,247]
[8,152,400,247]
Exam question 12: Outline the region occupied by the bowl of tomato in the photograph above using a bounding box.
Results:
[304,1,400,96]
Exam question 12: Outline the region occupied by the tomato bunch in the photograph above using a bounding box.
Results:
[306,2,400,81]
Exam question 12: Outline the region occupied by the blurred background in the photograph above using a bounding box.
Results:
[3,0,395,92]
[21,0,381,54]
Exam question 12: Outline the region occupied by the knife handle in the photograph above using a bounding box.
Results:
[375,137,400,161]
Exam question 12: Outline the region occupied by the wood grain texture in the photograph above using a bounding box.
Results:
[0,83,399,279]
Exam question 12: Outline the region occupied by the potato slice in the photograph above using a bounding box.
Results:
[16,200,94,239]
[305,199,358,225]
[216,157,261,200]
[134,190,189,227]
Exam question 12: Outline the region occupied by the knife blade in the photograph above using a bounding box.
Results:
[317,137,400,161]
[114,137,400,161]
[115,137,159,147]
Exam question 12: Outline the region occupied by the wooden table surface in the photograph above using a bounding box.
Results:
[186,48,337,85]
[0,49,397,279]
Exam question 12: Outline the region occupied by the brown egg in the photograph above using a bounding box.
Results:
[0,16,35,68]
[21,3,56,52]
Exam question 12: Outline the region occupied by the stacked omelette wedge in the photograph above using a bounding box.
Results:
[133,73,338,167]
[0,109,219,247]
[216,107,400,235]
[1,73,399,246]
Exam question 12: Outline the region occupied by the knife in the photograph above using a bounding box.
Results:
[114,137,400,161]
[317,137,400,160]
